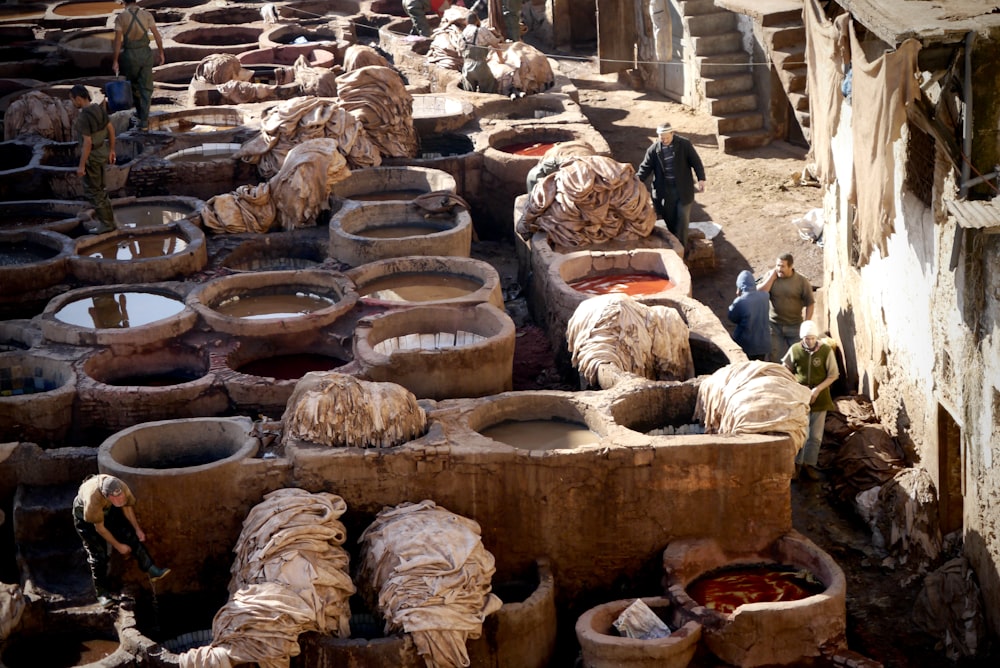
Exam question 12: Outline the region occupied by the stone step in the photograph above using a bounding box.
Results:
[719,129,773,153]
[763,24,806,50]
[788,91,810,111]
[780,66,807,93]
[691,32,743,56]
[761,7,804,27]
[698,52,752,77]
[702,72,754,97]
[772,44,806,70]
[707,92,759,115]
[716,111,765,134]
[687,11,738,36]
[679,0,722,17]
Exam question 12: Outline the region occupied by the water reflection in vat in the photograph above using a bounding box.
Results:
[214,292,335,319]
[349,189,426,202]
[569,272,675,296]
[0,242,58,265]
[361,273,481,302]
[357,223,449,239]
[237,353,347,379]
[479,418,599,451]
[83,233,189,260]
[54,291,185,328]
[52,1,120,15]
[687,564,825,614]
[115,205,193,228]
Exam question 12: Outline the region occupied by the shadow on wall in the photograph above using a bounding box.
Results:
[964,529,1000,639]
[835,305,860,391]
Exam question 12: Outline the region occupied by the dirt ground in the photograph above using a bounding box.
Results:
[509,51,993,667]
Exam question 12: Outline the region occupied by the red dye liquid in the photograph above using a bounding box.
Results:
[237,353,346,380]
[500,141,556,157]
[569,272,675,296]
[687,565,825,614]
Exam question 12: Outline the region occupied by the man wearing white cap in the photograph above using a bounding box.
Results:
[73,474,170,607]
[636,122,706,252]
[782,321,838,480]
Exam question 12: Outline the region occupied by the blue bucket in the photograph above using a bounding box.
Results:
[104,79,133,113]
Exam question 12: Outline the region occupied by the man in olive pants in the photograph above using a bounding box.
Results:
[112,0,164,131]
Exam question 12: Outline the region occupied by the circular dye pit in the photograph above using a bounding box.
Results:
[348,256,502,309]
[187,7,266,24]
[101,416,258,470]
[575,596,701,668]
[78,345,227,431]
[484,125,608,199]
[0,229,73,295]
[467,393,605,451]
[411,94,474,135]
[164,143,241,163]
[1,632,121,668]
[687,563,826,614]
[112,197,203,228]
[331,166,456,205]
[353,303,514,400]
[0,200,86,234]
[51,1,120,17]
[557,250,689,300]
[169,26,263,60]
[42,285,195,348]
[188,269,358,337]
[610,384,703,436]
[568,271,676,296]
[0,353,76,445]
[146,107,243,134]
[71,219,207,284]
[476,93,584,123]
[330,200,472,266]
[57,29,117,70]
[222,232,327,272]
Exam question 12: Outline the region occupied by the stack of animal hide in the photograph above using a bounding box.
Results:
[335,65,419,159]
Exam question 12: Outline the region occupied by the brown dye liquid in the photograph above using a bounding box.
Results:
[569,272,675,296]
[499,141,556,156]
[114,205,191,228]
[107,370,202,387]
[686,564,825,614]
[357,223,448,238]
[236,353,346,379]
[53,1,121,16]
[0,9,45,20]
[54,291,185,328]
[479,419,599,451]
[0,242,58,265]
[361,273,482,302]
[214,292,335,319]
[349,189,426,201]
[83,233,188,260]
[2,636,118,667]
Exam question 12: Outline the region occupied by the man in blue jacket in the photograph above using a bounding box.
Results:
[727,270,770,360]
[637,122,706,252]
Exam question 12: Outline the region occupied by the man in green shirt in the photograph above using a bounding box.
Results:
[760,252,814,362]
[782,320,838,481]
[69,85,117,234]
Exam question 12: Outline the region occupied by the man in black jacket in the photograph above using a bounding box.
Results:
[636,122,706,251]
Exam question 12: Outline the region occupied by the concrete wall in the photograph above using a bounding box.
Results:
[820,55,1000,638]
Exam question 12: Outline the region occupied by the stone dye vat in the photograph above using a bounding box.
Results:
[0,352,75,445]
[98,416,265,592]
[161,143,256,200]
[145,107,244,136]
[41,284,196,349]
[352,302,514,399]
[221,231,328,272]
[662,533,847,667]
[166,25,264,62]
[109,195,204,229]
[484,124,610,195]
[330,165,457,206]
[383,132,478,199]
[77,345,228,432]
[411,93,474,135]
[70,219,207,284]
[475,92,588,124]
[347,255,503,309]
[329,199,473,266]
[575,596,702,668]
[258,23,349,59]
[0,199,87,235]
[468,392,606,452]
[0,229,74,295]
[56,28,117,70]
[188,269,358,338]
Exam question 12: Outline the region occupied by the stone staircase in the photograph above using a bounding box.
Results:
[760,5,810,142]
[13,483,96,608]
[680,0,770,153]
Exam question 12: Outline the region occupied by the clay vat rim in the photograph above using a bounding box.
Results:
[354,302,514,355]
[347,255,500,307]
[551,247,691,300]
[0,227,75,265]
[464,392,608,444]
[485,124,587,153]
[80,344,213,389]
[0,351,77,401]
[575,595,703,646]
[331,200,468,239]
[71,218,204,265]
[41,283,194,340]
[98,415,259,474]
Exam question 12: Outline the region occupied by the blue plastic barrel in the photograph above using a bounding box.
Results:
[104,79,133,112]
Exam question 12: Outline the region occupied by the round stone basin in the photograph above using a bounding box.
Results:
[484,125,610,196]
[353,302,515,400]
[280,0,362,20]
[111,196,204,229]
[410,94,474,135]
[259,23,347,54]
[101,415,258,470]
[0,353,76,445]
[146,107,243,134]
[188,269,358,337]
[467,393,605,451]
[575,596,701,668]
[329,199,472,266]
[330,166,456,204]
[663,533,847,667]
[70,218,207,284]
[0,229,73,295]
[169,26,264,58]
[41,284,195,348]
[557,249,691,300]
[222,232,327,272]
[78,345,227,431]
[610,383,705,436]
[0,200,87,234]
[347,256,503,309]
[51,0,120,17]
[57,28,118,70]
[187,7,266,24]
[239,44,337,69]
[476,93,585,123]
[164,142,241,164]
